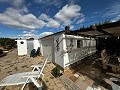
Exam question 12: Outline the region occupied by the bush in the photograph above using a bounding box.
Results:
[30,49,36,57]
[51,66,60,77]
[36,47,41,56]
[0,49,3,55]
[0,38,16,50]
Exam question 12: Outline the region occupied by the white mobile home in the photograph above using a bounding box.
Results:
[40,30,96,68]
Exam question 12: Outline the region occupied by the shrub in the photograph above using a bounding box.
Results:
[0,38,16,50]
[0,49,3,55]
[51,66,60,77]
[36,47,41,56]
[30,49,36,57]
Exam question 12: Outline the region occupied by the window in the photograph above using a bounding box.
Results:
[20,41,24,44]
[70,39,73,47]
[77,40,82,48]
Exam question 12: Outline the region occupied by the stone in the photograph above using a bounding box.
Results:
[61,87,66,90]
[48,86,54,90]
[56,83,62,88]
[53,86,58,90]
[50,82,55,86]
[69,75,78,82]
[79,76,86,81]
[74,73,79,77]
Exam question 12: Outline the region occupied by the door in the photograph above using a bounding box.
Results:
[27,40,34,55]
[42,37,54,62]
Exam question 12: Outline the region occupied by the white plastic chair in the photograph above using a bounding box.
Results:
[0,57,48,90]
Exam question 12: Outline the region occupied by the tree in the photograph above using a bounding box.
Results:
[0,49,3,55]
[0,38,16,50]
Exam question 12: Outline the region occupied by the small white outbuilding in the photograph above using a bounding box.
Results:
[16,38,40,56]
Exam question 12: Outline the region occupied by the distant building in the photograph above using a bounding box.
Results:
[15,38,40,56]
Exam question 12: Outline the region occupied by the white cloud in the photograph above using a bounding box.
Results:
[54,4,85,26]
[76,18,85,24]
[19,31,53,39]
[103,1,120,21]
[0,4,84,31]
[70,25,74,29]
[35,0,61,8]
[38,4,85,29]
[22,33,35,37]
[68,0,81,5]
[17,30,37,38]
[54,4,81,23]
[0,8,46,30]
[39,13,60,28]
[22,31,28,33]
[18,30,53,39]
[46,19,60,28]
[0,0,24,8]
[39,13,51,21]
[39,32,53,38]
[111,14,120,22]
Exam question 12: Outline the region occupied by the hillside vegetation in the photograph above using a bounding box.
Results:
[0,38,16,51]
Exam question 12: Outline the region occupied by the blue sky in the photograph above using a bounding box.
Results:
[0,0,120,38]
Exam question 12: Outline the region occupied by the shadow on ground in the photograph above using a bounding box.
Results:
[69,52,115,90]
[27,79,48,90]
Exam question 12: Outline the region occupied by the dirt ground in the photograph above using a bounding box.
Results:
[0,49,66,90]
[0,49,119,90]
[0,49,44,90]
